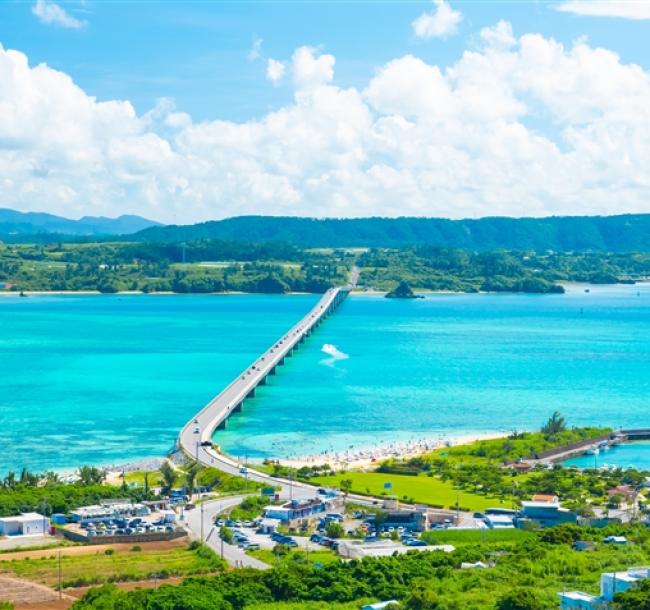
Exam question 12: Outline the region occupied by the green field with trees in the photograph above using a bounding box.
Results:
[2,239,649,294]
[1,541,224,589]
[68,522,650,609]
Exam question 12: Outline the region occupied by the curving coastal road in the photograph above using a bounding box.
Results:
[178,285,350,491]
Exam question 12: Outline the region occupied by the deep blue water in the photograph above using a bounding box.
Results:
[1,283,649,474]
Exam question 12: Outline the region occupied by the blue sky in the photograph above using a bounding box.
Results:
[3,1,649,121]
[0,1,649,222]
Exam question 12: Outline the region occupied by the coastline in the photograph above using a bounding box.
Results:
[255,431,507,471]
[1,279,647,298]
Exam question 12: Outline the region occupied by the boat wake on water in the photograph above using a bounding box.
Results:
[320,343,349,367]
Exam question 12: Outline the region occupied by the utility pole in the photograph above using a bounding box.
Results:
[200,501,204,543]
[58,550,62,599]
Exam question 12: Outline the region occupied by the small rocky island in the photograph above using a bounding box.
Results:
[385,281,423,299]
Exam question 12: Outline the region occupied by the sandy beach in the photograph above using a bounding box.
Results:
[264,431,507,471]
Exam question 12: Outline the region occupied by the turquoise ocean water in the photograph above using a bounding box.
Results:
[563,442,650,470]
[1,283,648,474]
[0,294,317,474]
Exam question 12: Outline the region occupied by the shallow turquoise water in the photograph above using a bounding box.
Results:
[564,442,650,470]
[0,294,317,474]
[217,283,650,460]
[1,284,649,474]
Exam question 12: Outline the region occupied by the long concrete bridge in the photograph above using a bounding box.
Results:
[178,286,349,485]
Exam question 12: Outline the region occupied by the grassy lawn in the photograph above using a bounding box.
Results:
[0,544,223,589]
[311,472,512,511]
[123,470,162,487]
[421,528,533,546]
[248,548,340,566]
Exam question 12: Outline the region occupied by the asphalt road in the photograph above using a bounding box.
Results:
[182,495,270,569]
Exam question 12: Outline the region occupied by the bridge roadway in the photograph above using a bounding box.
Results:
[178,286,349,492]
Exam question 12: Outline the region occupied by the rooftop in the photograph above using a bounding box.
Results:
[558,591,599,602]
[0,512,47,522]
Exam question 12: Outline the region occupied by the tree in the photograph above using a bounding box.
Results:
[185,462,202,500]
[613,578,650,609]
[77,466,106,486]
[325,521,344,539]
[219,526,233,544]
[497,589,545,610]
[541,411,567,438]
[403,579,440,609]
[340,478,353,498]
[159,462,178,494]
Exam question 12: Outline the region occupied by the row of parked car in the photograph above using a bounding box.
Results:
[309,533,340,550]
[269,530,298,547]
[216,517,257,528]
[229,529,261,551]
[83,517,174,537]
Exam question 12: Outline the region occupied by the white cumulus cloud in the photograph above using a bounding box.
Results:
[412,0,463,39]
[556,1,650,19]
[2,24,650,223]
[292,46,335,90]
[266,58,286,85]
[32,0,86,29]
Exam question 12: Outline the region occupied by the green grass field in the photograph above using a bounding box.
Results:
[0,544,223,589]
[311,471,513,511]
[421,528,533,546]
[248,548,339,567]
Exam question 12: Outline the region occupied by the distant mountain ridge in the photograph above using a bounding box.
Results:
[0,208,161,237]
[130,214,650,252]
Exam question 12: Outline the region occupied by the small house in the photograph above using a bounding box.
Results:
[558,566,650,608]
[0,513,50,536]
[484,514,515,529]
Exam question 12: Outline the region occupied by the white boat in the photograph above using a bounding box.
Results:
[584,445,599,456]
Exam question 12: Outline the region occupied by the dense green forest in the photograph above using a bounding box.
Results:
[0,241,350,293]
[1,241,648,294]
[128,214,650,251]
[4,213,650,252]
[359,248,650,292]
[70,522,650,609]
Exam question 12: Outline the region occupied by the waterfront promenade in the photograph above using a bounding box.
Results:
[178,286,349,487]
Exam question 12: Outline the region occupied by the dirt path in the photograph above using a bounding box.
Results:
[0,575,75,606]
[0,538,187,562]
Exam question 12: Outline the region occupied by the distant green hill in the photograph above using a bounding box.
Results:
[130,214,650,252]
[0,208,161,238]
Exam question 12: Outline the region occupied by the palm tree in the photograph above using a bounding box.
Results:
[541,411,567,438]
[159,462,178,494]
[340,478,353,499]
[185,462,202,500]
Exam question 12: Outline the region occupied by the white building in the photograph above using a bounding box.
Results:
[337,539,455,560]
[0,513,50,537]
[558,591,602,610]
[559,566,650,609]
[484,514,515,529]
